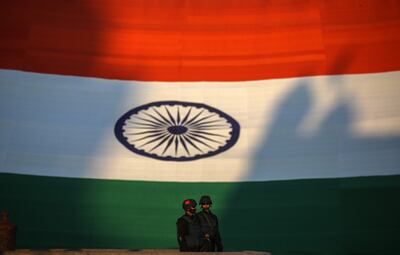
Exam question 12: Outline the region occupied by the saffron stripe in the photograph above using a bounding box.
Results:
[0,0,399,81]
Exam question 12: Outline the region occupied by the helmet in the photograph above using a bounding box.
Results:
[182,199,197,210]
[199,195,212,205]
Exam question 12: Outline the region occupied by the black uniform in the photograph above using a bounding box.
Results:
[197,210,223,252]
[176,214,201,251]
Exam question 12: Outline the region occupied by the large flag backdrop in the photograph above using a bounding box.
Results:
[1,1,400,254]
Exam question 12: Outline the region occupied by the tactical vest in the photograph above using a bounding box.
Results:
[198,212,218,237]
[182,215,201,249]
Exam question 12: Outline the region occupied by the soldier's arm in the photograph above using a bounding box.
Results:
[176,218,188,251]
[215,216,223,252]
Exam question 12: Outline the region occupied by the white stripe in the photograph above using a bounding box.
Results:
[1,69,400,182]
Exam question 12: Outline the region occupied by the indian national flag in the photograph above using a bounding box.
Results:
[1,1,400,254]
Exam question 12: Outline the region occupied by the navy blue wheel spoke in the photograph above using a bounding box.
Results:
[190,124,230,129]
[126,121,166,129]
[135,116,168,128]
[174,135,179,156]
[164,106,177,125]
[149,133,173,152]
[124,129,166,136]
[182,134,204,153]
[186,114,215,127]
[178,135,191,156]
[176,106,181,125]
[161,135,176,155]
[152,108,175,126]
[142,112,170,126]
[183,109,204,126]
[184,133,214,150]
[137,132,170,148]
[188,117,225,126]
[180,107,192,125]
[130,131,168,142]
[187,129,228,138]
[187,131,225,144]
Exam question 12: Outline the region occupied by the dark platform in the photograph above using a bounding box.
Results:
[2,250,271,255]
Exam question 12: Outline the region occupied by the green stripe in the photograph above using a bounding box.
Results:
[1,173,400,255]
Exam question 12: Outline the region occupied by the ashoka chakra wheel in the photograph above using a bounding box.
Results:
[114,101,240,161]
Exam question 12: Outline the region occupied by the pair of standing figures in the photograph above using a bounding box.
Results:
[176,195,223,252]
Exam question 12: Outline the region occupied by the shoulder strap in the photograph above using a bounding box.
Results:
[203,213,213,227]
